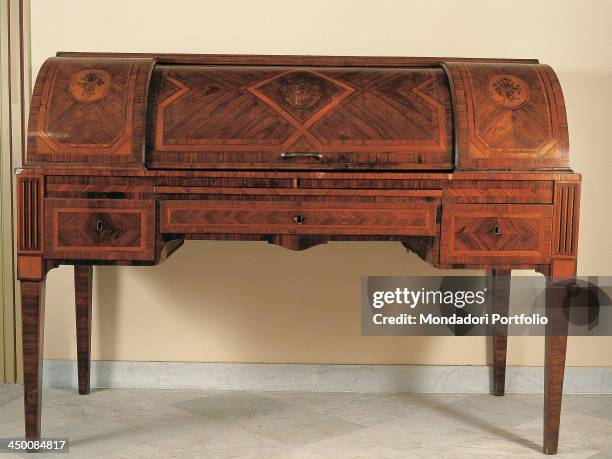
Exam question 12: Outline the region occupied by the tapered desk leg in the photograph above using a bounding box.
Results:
[75,265,93,395]
[21,280,46,440]
[490,270,511,396]
[543,260,574,455]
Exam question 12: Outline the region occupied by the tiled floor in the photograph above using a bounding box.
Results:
[0,386,611,458]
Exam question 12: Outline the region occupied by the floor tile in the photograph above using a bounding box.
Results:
[0,385,21,407]
[0,386,610,457]
[259,392,467,427]
[563,394,612,421]
[174,391,363,446]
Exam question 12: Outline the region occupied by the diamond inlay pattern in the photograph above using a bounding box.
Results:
[454,216,540,252]
[150,65,453,168]
[250,71,352,124]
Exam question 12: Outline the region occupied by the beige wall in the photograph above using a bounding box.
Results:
[31,0,612,366]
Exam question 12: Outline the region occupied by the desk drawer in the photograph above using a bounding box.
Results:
[45,199,155,260]
[441,204,552,264]
[160,198,438,236]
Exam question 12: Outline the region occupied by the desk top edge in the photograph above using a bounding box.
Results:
[55,52,540,67]
[17,168,581,181]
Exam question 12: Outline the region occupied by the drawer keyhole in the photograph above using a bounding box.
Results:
[95,220,103,232]
[292,213,305,225]
[493,224,501,236]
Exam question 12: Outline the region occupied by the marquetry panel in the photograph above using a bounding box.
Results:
[148,66,453,169]
[17,175,44,252]
[27,57,155,166]
[441,204,553,264]
[160,199,438,236]
[17,255,44,281]
[16,174,45,280]
[552,182,580,257]
[444,63,569,170]
[44,199,155,260]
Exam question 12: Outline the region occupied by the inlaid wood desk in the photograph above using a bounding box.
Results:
[16,53,580,454]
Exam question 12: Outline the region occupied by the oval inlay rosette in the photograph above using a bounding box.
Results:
[488,74,530,109]
[278,73,322,109]
[69,69,111,102]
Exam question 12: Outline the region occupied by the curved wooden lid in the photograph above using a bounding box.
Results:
[147,65,453,170]
[27,57,155,167]
[444,62,569,170]
[25,54,570,171]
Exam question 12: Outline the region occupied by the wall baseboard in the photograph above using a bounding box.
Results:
[41,360,612,394]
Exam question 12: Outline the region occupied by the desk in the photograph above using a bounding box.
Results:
[16,53,580,455]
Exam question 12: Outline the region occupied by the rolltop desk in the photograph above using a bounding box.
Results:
[16,53,580,454]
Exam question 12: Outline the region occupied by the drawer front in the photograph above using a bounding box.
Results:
[441,204,552,264]
[160,199,438,236]
[45,199,155,260]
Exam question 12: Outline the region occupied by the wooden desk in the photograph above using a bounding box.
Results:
[16,53,580,455]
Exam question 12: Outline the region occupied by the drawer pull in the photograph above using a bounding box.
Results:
[280,152,323,160]
[95,220,103,232]
[292,213,305,224]
[493,224,501,236]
